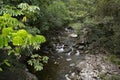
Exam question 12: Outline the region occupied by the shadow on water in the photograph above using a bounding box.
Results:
[34,52,84,80]
[28,27,120,80]
[32,27,85,80]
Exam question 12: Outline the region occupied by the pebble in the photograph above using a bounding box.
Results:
[75,50,80,56]
[78,46,84,49]
[66,58,72,61]
[71,72,75,77]
[56,48,64,53]
[69,63,75,67]
[65,74,71,80]
[67,52,71,56]
[69,33,78,38]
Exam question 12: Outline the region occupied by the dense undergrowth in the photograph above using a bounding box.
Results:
[0,0,120,79]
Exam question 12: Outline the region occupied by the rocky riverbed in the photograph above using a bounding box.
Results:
[36,27,120,80]
[67,54,120,80]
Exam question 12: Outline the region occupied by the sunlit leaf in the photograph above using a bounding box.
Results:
[22,16,27,22]
[4,59,10,67]
[12,36,24,46]
[17,29,28,38]
[2,27,13,36]
[35,35,46,43]
[0,68,3,71]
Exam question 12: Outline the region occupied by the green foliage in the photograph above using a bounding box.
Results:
[96,0,120,18]
[0,68,3,71]
[18,3,40,19]
[2,27,13,36]
[109,55,120,65]
[4,59,11,67]
[31,0,97,32]
[0,5,23,16]
[12,36,24,46]
[18,3,40,12]
[0,14,25,29]
[88,0,120,54]
[0,35,8,48]
[0,15,27,47]
[67,0,96,21]
[28,54,49,71]
[46,1,69,27]
[30,0,70,31]
[0,1,47,71]
[71,0,120,55]
[0,13,47,71]
[69,23,83,34]
[0,2,40,22]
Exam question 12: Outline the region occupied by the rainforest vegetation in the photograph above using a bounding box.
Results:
[0,0,120,80]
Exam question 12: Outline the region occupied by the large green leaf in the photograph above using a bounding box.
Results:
[35,35,46,43]
[0,5,23,16]
[2,27,13,36]
[0,68,3,71]
[16,29,28,38]
[12,36,24,46]
[4,59,10,67]
[0,14,25,28]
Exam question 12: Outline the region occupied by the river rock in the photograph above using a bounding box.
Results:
[75,50,80,56]
[70,63,75,67]
[75,54,120,80]
[66,58,72,61]
[69,33,78,38]
[78,45,84,50]
[65,74,71,80]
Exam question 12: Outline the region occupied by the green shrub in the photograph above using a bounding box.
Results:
[0,2,48,71]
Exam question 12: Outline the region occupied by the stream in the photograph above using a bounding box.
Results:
[34,27,120,80]
[0,28,119,80]
[35,27,86,80]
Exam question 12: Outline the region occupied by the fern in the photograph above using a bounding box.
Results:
[17,3,40,20]
[0,5,23,16]
[18,3,40,12]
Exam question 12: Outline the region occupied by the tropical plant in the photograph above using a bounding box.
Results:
[0,2,48,71]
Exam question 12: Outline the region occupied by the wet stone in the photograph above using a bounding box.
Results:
[66,58,72,61]
[69,63,75,67]
[69,33,78,38]
[35,27,120,80]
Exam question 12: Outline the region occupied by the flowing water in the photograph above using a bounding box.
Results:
[0,27,119,80]
[31,27,120,80]
[35,27,86,80]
